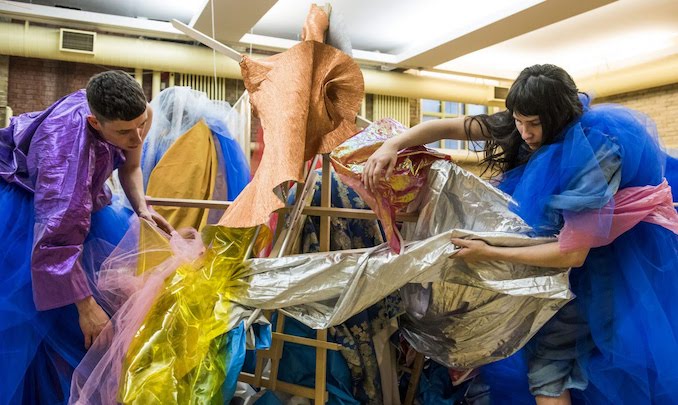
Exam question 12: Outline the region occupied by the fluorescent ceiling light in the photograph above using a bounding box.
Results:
[241,0,544,63]
[436,28,677,79]
[404,69,501,87]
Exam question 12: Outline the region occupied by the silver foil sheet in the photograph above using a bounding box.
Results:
[235,160,572,368]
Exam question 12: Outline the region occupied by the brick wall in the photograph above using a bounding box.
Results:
[7,56,135,115]
[595,83,678,148]
[0,55,8,126]
[140,70,153,102]
[409,98,420,128]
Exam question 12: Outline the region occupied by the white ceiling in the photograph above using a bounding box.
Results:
[188,0,678,83]
[5,0,204,23]
[437,0,678,79]
[3,0,678,84]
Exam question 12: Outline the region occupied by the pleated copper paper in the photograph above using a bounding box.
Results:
[219,5,364,227]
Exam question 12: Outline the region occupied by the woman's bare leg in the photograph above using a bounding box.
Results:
[535,390,571,405]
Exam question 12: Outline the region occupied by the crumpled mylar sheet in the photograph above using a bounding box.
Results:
[235,160,573,368]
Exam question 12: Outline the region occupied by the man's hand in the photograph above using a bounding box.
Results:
[75,296,110,350]
[138,208,174,235]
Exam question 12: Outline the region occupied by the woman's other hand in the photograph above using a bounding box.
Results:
[361,142,398,192]
[450,237,494,263]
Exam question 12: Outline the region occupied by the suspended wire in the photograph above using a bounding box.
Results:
[210,0,217,100]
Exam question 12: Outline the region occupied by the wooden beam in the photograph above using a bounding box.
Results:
[146,197,419,222]
[190,0,278,44]
[239,373,319,399]
[171,19,242,62]
[319,154,332,252]
[271,332,342,351]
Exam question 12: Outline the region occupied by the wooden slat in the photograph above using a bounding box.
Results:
[403,352,426,405]
[239,373,318,399]
[315,154,331,403]
[146,197,419,222]
[319,154,332,252]
[268,312,287,391]
[271,332,342,351]
[315,328,329,404]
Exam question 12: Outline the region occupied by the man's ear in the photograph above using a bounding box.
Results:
[87,114,102,131]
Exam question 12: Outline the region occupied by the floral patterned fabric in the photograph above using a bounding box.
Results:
[293,169,404,404]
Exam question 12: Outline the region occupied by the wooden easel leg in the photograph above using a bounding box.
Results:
[252,309,273,386]
[268,311,287,391]
[319,154,331,252]
[315,329,328,404]
[404,352,425,405]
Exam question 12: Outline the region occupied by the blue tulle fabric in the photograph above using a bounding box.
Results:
[0,180,133,404]
[210,121,251,201]
[666,153,678,207]
[483,98,678,403]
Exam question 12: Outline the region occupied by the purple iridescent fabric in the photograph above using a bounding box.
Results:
[0,90,125,310]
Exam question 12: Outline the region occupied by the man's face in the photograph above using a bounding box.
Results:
[88,108,148,151]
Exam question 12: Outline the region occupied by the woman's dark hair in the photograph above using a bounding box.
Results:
[86,70,147,122]
[465,64,584,175]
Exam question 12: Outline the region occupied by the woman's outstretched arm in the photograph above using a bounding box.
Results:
[451,238,589,268]
[362,116,487,191]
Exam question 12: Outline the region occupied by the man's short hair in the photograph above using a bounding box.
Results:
[86,70,147,122]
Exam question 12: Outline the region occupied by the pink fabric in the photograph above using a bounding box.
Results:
[336,172,403,251]
[559,179,678,252]
[69,219,205,405]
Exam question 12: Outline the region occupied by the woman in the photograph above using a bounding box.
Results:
[363,64,678,404]
[0,70,171,404]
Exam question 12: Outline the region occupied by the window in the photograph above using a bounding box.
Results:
[445,102,461,115]
[421,99,489,152]
[422,99,441,113]
[465,104,487,115]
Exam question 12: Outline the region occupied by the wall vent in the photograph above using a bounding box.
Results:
[493,86,509,100]
[488,86,509,107]
[59,28,95,54]
[373,94,410,127]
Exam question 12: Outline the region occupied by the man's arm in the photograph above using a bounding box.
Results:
[118,105,173,234]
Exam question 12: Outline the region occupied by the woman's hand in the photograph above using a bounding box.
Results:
[450,238,495,263]
[138,208,174,235]
[75,296,110,350]
[361,142,399,192]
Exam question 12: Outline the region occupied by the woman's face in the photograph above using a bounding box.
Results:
[513,112,543,150]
